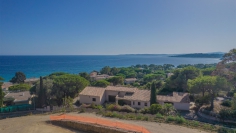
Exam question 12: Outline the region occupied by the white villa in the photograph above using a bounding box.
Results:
[79,86,190,110]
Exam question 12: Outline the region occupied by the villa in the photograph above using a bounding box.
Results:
[89,71,113,81]
[4,91,33,105]
[79,86,190,110]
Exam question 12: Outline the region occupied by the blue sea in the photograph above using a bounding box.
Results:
[0,55,220,82]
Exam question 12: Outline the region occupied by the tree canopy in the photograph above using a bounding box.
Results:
[51,74,89,105]
[0,77,4,107]
[150,82,157,105]
[92,80,110,87]
[189,76,230,110]
[8,83,31,91]
[165,66,201,92]
[107,76,124,86]
[10,72,26,83]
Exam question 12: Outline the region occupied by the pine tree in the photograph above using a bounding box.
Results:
[0,87,3,107]
[150,82,157,105]
[0,77,4,107]
[38,76,45,107]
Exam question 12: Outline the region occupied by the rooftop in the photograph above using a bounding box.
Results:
[157,92,190,103]
[4,91,32,102]
[106,86,137,92]
[79,86,106,97]
[122,90,150,102]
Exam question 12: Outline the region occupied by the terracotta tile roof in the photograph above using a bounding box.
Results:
[1,82,13,90]
[157,92,190,103]
[79,86,105,97]
[122,90,150,102]
[4,91,32,102]
[106,86,137,92]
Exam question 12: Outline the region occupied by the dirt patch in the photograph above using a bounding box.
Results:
[0,112,210,133]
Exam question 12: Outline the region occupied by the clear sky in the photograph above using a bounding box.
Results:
[0,0,235,55]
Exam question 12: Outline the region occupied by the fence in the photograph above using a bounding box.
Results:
[0,104,33,113]
[50,114,150,133]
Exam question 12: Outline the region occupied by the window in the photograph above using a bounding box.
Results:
[92,98,96,101]
[138,102,140,105]
[145,103,147,106]
[133,101,135,105]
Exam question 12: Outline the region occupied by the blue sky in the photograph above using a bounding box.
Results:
[0,0,235,55]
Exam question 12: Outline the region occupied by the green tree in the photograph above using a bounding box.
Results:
[8,84,31,91]
[79,72,90,81]
[110,67,120,75]
[100,66,111,75]
[165,66,201,92]
[93,80,110,87]
[188,76,207,96]
[107,76,124,86]
[200,76,229,110]
[232,93,236,110]
[38,76,46,107]
[201,67,215,76]
[52,74,89,105]
[30,78,53,107]
[0,77,4,107]
[150,82,157,105]
[213,49,236,88]
[162,103,175,115]
[10,72,26,83]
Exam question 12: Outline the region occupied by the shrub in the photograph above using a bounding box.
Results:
[218,127,236,133]
[149,104,163,114]
[139,107,150,114]
[142,116,149,121]
[106,104,121,111]
[136,114,143,120]
[175,116,186,124]
[104,111,113,117]
[155,113,164,119]
[221,100,232,107]
[166,116,175,122]
[120,105,135,113]
[125,114,136,119]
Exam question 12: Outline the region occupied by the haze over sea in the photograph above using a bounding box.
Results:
[0,55,220,82]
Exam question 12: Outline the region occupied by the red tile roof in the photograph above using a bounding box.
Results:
[157,92,190,103]
[79,87,105,97]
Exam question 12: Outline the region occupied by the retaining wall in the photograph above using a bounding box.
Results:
[51,120,141,133]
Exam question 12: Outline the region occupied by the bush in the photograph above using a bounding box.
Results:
[221,100,232,107]
[136,114,143,120]
[120,105,135,113]
[218,127,236,133]
[155,113,164,119]
[149,104,163,114]
[106,104,121,111]
[166,116,175,122]
[175,116,186,124]
[195,95,211,107]
[139,107,150,114]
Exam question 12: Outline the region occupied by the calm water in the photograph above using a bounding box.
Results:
[0,55,220,81]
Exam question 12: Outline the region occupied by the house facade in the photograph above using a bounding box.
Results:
[4,91,33,105]
[79,86,190,110]
[157,92,190,110]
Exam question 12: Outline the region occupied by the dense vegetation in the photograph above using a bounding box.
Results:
[8,84,31,91]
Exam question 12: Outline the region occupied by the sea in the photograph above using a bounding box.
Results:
[0,55,221,82]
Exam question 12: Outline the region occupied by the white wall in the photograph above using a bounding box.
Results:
[131,100,150,109]
[79,95,101,105]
